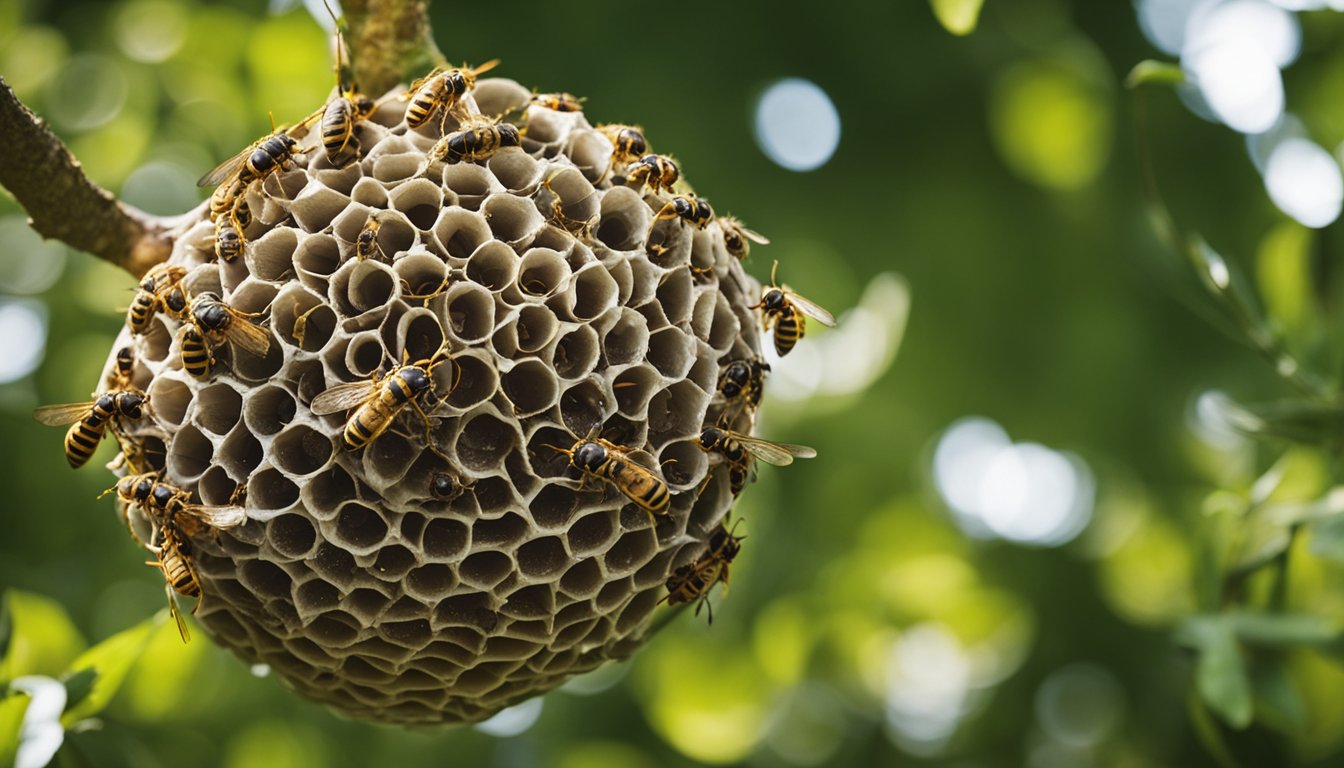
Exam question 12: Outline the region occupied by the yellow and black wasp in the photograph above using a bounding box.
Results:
[179,292,272,379]
[719,216,769,260]
[309,345,455,451]
[33,387,147,469]
[404,59,500,132]
[752,261,836,357]
[531,92,585,112]
[621,154,679,194]
[431,117,522,164]
[696,425,815,495]
[547,435,671,517]
[660,522,745,623]
[596,123,648,165]
[652,195,714,230]
[127,263,188,334]
[109,472,246,642]
[717,357,769,411]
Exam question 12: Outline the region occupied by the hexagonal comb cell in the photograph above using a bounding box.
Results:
[103,70,774,726]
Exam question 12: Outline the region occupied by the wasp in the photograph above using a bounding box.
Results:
[179,292,272,379]
[547,436,670,516]
[214,217,243,263]
[430,470,472,501]
[127,263,188,334]
[431,118,521,164]
[719,217,769,260]
[622,154,679,194]
[404,59,500,132]
[652,196,714,230]
[310,15,377,166]
[532,92,584,112]
[146,521,200,643]
[109,346,135,388]
[718,358,769,410]
[109,472,246,642]
[198,114,315,234]
[752,261,836,357]
[355,212,387,261]
[310,346,455,451]
[34,388,147,469]
[596,124,647,164]
[660,523,745,623]
[697,425,816,494]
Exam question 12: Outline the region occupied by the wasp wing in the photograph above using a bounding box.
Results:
[784,289,836,327]
[734,433,817,466]
[164,585,191,643]
[469,59,501,77]
[197,147,251,188]
[221,316,273,357]
[739,226,769,245]
[310,380,378,415]
[180,503,247,531]
[33,402,95,426]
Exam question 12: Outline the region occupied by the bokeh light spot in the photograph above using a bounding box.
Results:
[754,78,841,172]
[989,52,1113,190]
[0,217,66,295]
[1183,40,1283,134]
[933,418,1095,547]
[473,698,543,736]
[120,161,201,216]
[1263,137,1343,228]
[43,54,128,132]
[1035,664,1124,747]
[114,1,187,63]
[0,299,48,385]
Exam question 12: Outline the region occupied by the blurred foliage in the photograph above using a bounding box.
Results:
[4,0,1344,766]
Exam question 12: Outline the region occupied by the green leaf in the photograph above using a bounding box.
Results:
[0,690,30,768]
[1256,221,1316,338]
[1310,516,1344,563]
[930,0,985,36]
[1179,616,1253,729]
[0,592,11,678]
[1230,612,1340,648]
[60,667,98,716]
[1206,395,1344,446]
[3,591,85,680]
[1125,59,1185,89]
[1252,659,1306,735]
[59,615,157,728]
[1186,687,1240,768]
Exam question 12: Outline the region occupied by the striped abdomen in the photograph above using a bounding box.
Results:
[180,326,214,379]
[406,77,445,128]
[321,98,356,162]
[770,308,803,356]
[63,401,113,468]
[159,529,200,598]
[342,370,420,449]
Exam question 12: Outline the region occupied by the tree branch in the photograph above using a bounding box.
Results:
[0,76,174,278]
[344,0,445,96]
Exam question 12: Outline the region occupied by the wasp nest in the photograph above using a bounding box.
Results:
[96,73,782,725]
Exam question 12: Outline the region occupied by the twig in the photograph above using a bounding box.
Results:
[0,75,174,278]
[343,0,445,96]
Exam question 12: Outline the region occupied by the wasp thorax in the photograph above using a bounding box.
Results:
[99,67,788,726]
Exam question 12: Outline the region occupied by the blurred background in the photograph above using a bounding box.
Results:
[4,0,1344,765]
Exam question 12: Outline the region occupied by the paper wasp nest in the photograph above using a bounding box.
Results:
[107,78,765,724]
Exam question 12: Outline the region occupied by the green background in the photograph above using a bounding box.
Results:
[3,0,1344,765]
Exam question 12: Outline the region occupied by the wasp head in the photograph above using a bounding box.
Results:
[399,366,433,396]
[116,392,146,418]
[572,441,608,472]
